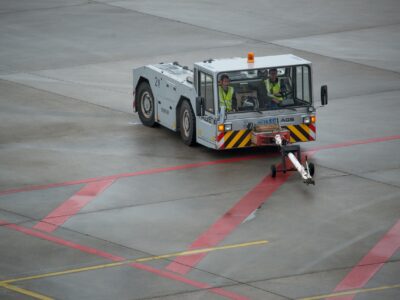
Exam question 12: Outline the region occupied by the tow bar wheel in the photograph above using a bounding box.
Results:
[308,162,315,177]
[271,165,277,178]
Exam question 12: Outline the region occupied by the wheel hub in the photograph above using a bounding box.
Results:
[183,110,190,136]
[141,92,153,118]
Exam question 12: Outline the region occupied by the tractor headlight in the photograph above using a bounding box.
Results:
[218,123,232,132]
[303,116,316,124]
[224,123,232,131]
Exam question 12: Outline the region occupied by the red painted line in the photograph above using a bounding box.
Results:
[165,135,399,275]
[309,134,400,152]
[1,135,399,296]
[3,222,124,261]
[0,154,270,196]
[2,221,249,300]
[1,134,399,197]
[166,167,294,274]
[327,219,400,300]
[33,179,115,233]
[164,135,400,275]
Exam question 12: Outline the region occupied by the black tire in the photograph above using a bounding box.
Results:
[179,100,196,146]
[137,82,156,127]
[271,165,277,178]
[308,162,315,177]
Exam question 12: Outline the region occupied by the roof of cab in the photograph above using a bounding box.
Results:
[195,54,311,73]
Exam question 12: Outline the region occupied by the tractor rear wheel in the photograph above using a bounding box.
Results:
[137,82,156,127]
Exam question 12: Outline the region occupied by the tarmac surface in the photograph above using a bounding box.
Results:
[0,1,400,299]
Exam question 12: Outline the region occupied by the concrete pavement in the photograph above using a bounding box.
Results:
[1,1,399,299]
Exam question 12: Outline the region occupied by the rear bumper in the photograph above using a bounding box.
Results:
[216,124,316,150]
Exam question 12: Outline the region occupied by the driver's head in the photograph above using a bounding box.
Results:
[269,68,278,81]
[220,74,230,90]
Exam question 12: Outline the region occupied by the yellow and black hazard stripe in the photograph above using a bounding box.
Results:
[217,129,252,149]
[285,124,316,143]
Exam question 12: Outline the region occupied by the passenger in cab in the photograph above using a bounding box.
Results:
[265,68,283,108]
[219,74,236,112]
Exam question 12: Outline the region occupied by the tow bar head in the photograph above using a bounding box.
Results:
[272,134,315,185]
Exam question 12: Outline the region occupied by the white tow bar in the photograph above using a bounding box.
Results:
[272,134,315,185]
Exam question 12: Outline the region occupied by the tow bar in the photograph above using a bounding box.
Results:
[271,134,315,185]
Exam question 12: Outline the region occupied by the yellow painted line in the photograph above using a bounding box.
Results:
[136,239,268,262]
[0,261,127,284]
[238,133,252,148]
[226,130,245,149]
[298,283,400,300]
[1,240,268,285]
[288,125,307,142]
[1,283,53,300]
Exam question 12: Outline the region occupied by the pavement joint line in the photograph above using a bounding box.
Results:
[0,2,88,16]
[308,161,400,190]
[0,77,130,116]
[24,71,127,95]
[0,283,53,300]
[23,186,253,225]
[298,283,400,300]
[98,0,400,76]
[241,259,400,287]
[0,240,268,285]
[315,87,400,103]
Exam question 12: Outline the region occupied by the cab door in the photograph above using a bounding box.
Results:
[196,71,217,147]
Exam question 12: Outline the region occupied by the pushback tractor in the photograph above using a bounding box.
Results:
[132,53,328,184]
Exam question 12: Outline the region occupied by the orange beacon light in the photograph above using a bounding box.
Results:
[247,52,255,63]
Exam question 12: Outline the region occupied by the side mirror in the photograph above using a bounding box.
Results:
[321,85,328,106]
[196,96,205,116]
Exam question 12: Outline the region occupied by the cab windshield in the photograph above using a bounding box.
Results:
[218,65,312,114]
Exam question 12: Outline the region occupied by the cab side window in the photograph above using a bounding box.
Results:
[199,72,215,114]
[295,66,311,103]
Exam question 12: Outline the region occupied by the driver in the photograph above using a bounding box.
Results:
[218,74,236,112]
[264,68,283,107]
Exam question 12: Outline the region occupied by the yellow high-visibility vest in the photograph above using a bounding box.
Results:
[265,79,283,101]
[219,86,234,111]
